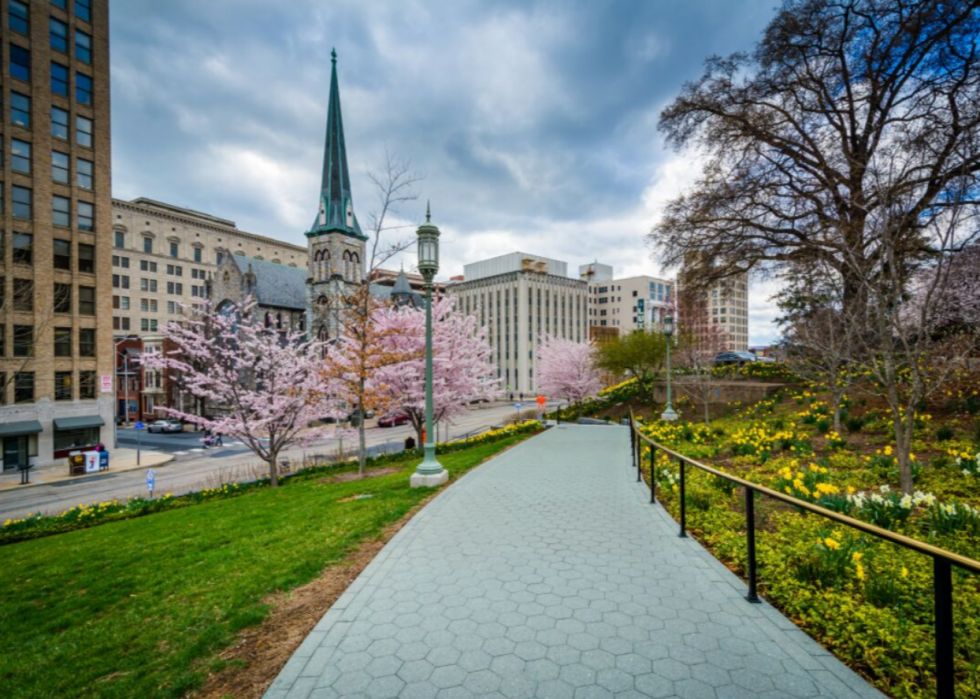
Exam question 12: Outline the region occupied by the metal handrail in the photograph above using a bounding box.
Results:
[628,410,978,699]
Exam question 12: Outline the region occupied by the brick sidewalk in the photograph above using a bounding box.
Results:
[265,425,882,699]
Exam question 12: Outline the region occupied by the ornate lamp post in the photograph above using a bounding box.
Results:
[411,203,449,487]
[661,314,679,422]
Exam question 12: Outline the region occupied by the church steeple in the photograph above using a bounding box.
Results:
[307,49,365,240]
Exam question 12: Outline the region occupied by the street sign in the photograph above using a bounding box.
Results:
[514,403,522,410]
[134,421,145,430]
[536,395,547,407]
[146,469,155,496]
[100,374,113,393]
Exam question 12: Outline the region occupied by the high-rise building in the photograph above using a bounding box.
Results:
[0,0,114,470]
[677,255,750,352]
[447,252,589,395]
[582,263,674,335]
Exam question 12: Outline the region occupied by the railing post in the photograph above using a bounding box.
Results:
[629,424,635,469]
[745,486,760,603]
[934,557,954,699]
[637,443,642,482]
[649,446,656,504]
[678,458,687,538]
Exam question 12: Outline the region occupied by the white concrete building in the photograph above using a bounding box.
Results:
[447,253,589,395]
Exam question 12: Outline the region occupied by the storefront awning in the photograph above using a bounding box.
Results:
[53,416,105,430]
[0,420,43,438]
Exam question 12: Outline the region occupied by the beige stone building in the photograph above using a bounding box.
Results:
[110,197,307,336]
[0,0,114,469]
[580,263,674,334]
[677,257,751,352]
[447,253,589,395]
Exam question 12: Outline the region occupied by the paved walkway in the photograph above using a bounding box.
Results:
[265,425,882,699]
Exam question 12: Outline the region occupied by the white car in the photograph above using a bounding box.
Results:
[147,419,183,434]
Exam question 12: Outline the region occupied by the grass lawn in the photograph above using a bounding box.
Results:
[0,433,534,699]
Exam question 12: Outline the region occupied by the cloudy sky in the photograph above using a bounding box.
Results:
[110,0,784,344]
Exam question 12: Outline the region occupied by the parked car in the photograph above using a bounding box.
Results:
[147,419,183,434]
[752,355,777,364]
[713,351,763,367]
[377,411,410,428]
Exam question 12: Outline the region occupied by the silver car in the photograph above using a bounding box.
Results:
[147,419,183,434]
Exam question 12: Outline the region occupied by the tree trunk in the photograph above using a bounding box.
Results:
[358,380,366,476]
[831,387,843,435]
[268,448,279,488]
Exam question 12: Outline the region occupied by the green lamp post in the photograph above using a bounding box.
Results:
[411,203,449,487]
[661,313,679,422]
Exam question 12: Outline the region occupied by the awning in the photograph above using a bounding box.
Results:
[0,420,43,438]
[53,416,105,431]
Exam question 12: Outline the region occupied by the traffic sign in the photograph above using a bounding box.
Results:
[146,469,156,496]
[514,403,522,410]
[134,421,145,430]
[536,395,547,407]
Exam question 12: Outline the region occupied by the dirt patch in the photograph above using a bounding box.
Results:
[195,493,437,699]
[320,467,399,484]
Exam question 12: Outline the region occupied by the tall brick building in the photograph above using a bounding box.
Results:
[0,0,114,469]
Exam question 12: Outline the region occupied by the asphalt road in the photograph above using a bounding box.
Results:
[0,403,552,521]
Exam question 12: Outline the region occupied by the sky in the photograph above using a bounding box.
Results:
[109,0,784,345]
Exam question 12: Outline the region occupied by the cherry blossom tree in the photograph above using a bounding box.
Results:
[536,335,602,407]
[374,297,498,447]
[145,298,337,487]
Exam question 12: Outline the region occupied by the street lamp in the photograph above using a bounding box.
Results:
[411,202,449,488]
[661,314,679,422]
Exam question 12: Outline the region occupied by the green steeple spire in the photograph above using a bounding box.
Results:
[307,48,365,240]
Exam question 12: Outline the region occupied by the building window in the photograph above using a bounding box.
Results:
[78,286,95,315]
[54,282,72,313]
[193,247,202,262]
[53,195,71,228]
[11,92,30,128]
[12,186,32,220]
[75,0,91,21]
[76,73,93,106]
[54,239,72,269]
[79,371,95,399]
[143,236,153,254]
[78,201,94,231]
[51,62,70,96]
[140,278,157,293]
[75,29,92,63]
[167,282,183,295]
[11,139,31,174]
[140,260,157,272]
[52,107,69,139]
[77,158,93,189]
[78,243,95,274]
[140,318,159,332]
[10,44,30,82]
[13,325,33,357]
[79,328,95,357]
[52,151,71,183]
[215,251,225,264]
[114,230,125,248]
[119,296,130,310]
[13,278,33,312]
[55,372,73,401]
[9,0,28,34]
[54,328,72,357]
[14,372,34,403]
[167,301,177,314]
[169,241,179,258]
[76,115,93,147]
[12,232,32,264]
[50,16,69,52]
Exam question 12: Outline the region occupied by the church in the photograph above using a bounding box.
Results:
[208,50,420,334]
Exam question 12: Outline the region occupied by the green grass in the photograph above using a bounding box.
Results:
[0,435,532,699]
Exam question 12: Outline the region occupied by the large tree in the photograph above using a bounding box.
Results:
[594,330,667,403]
[146,299,336,487]
[374,298,498,447]
[650,0,980,308]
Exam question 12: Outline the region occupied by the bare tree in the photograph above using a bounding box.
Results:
[674,288,729,425]
[650,0,980,313]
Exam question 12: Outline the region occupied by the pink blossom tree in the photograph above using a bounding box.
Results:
[536,335,602,406]
[145,299,338,487]
[374,298,499,446]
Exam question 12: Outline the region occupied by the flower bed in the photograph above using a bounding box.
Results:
[634,389,980,698]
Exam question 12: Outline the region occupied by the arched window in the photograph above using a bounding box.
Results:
[342,250,351,281]
[351,252,360,283]
[299,315,306,332]
[265,312,273,328]
[276,312,283,329]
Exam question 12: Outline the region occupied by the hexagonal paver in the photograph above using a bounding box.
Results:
[430,665,467,690]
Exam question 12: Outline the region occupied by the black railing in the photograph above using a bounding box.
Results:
[628,412,980,699]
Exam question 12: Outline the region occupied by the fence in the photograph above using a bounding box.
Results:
[628,411,980,699]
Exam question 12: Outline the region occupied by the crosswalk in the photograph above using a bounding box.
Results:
[172,441,244,456]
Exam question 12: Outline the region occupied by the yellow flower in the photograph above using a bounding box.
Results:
[855,564,866,581]
[901,567,909,579]
[852,552,863,563]
[824,537,840,550]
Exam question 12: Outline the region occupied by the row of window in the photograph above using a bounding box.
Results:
[0,186,95,229]
[0,324,95,358]
[3,135,94,187]
[7,47,94,106]
[0,233,94,272]
[0,370,97,405]
[10,0,93,31]
[112,296,195,315]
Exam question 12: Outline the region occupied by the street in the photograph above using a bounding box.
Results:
[0,403,549,522]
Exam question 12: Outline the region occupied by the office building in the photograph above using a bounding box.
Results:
[1,0,114,470]
[447,252,589,395]
[582,264,674,334]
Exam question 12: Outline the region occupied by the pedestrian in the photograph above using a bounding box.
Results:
[203,434,212,449]
[215,432,224,447]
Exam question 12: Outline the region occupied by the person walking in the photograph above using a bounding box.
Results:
[214,432,224,447]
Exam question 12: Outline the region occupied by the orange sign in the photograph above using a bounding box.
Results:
[536,395,547,407]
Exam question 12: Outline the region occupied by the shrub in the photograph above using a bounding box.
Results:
[936,424,956,441]
[816,417,832,434]
[845,415,865,433]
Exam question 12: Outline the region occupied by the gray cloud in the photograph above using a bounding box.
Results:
[110,0,782,343]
